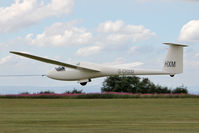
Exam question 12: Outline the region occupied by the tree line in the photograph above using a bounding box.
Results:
[101,76,188,94]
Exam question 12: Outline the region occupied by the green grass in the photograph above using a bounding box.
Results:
[0,99,199,133]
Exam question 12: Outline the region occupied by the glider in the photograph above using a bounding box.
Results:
[10,43,187,86]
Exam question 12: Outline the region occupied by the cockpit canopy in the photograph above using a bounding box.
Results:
[55,66,65,71]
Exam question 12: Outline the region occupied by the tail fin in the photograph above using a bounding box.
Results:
[163,43,188,75]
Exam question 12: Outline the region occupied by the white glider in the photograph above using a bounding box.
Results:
[10,43,187,86]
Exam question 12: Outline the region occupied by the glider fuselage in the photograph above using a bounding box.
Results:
[46,65,169,81]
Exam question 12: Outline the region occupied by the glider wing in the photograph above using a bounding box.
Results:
[10,51,100,72]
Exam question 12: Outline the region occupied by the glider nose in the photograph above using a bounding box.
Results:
[46,69,55,79]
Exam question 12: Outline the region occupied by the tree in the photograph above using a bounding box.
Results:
[102,76,140,93]
[101,76,186,94]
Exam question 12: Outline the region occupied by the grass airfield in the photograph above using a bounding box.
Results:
[0,99,199,133]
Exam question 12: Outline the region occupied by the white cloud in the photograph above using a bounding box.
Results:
[24,20,155,48]
[97,20,124,33]
[0,54,37,65]
[26,21,92,46]
[22,20,155,58]
[97,20,155,44]
[0,56,13,64]
[76,46,102,56]
[178,20,199,43]
[0,0,74,33]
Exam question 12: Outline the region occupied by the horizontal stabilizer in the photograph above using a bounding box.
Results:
[163,43,188,47]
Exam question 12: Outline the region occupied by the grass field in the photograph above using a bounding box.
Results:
[0,99,199,133]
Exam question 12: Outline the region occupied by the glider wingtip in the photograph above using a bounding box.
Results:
[9,51,15,54]
[10,51,22,55]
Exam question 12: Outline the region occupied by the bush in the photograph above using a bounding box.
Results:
[65,89,83,94]
[172,85,188,94]
[20,92,30,94]
[39,90,55,94]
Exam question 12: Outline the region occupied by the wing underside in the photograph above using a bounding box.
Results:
[10,51,100,72]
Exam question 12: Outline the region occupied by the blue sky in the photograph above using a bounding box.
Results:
[0,0,199,94]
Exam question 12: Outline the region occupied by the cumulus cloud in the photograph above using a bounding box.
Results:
[76,46,102,56]
[0,56,13,64]
[97,20,155,44]
[24,20,155,48]
[22,20,155,57]
[0,0,74,33]
[25,21,92,46]
[178,20,199,43]
[0,54,35,65]
[97,20,124,33]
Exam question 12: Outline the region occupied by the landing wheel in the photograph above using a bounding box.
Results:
[80,82,87,86]
[170,75,175,77]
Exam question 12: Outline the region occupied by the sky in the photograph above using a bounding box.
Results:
[0,0,199,94]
